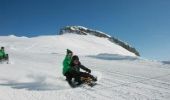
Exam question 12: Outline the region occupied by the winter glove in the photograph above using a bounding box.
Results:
[87,69,91,73]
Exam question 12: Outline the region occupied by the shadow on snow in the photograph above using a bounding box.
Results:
[87,53,138,61]
[162,61,170,65]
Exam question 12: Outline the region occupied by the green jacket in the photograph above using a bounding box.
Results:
[0,50,5,59]
[62,55,72,75]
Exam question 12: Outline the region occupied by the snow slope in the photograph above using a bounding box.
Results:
[0,34,136,56]
[0,35,170,100]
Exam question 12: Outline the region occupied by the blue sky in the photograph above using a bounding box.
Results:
[0,0,170,61]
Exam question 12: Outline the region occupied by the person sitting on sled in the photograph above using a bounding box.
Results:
[63,50,97,87]
[62,49,75,87]
[69,55,97,86]
[0,47,9,61]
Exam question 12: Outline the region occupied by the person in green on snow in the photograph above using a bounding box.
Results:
[0,47,9,61]
[62,49,73,76]
[63,49,76,87]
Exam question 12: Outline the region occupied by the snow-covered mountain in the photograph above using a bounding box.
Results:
[0,28,170,100]
[0,29,137,57]
[59,26,140,56]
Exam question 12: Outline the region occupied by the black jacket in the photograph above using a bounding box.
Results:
[70,62,91,73]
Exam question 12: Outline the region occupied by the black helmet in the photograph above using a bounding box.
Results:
[70,55,80,66]
[72,55,79,61]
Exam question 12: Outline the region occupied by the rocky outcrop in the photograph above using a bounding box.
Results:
[59,26,140,56]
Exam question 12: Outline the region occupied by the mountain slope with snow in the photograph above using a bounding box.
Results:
[0,34,170,100]
[0,34,136,56]
[59,26,140,56]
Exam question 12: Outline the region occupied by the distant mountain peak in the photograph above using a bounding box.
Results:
[59,26,111,38]
[59,26,140,56]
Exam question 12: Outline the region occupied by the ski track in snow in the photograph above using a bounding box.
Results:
[0,35,170,100]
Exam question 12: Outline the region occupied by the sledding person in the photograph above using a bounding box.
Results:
[69,55,97,86]
[0,47,9,61]
[62,49,75,87]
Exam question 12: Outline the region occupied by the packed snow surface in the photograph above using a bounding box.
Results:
[0,34,170,100]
